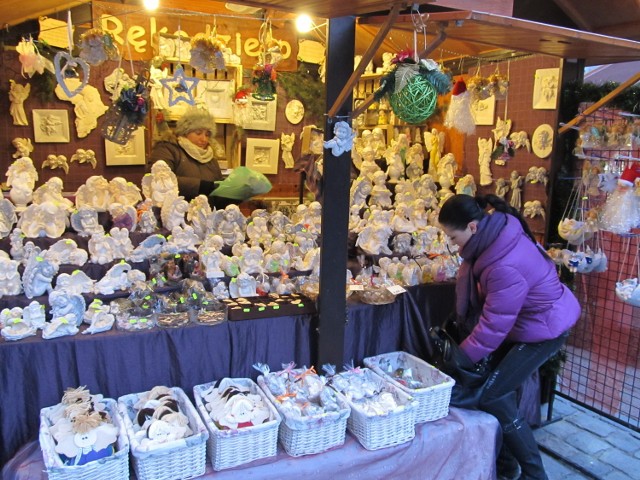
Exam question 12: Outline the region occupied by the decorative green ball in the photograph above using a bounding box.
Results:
[389,75,438,124]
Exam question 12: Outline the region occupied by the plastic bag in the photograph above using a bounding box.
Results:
[210,166,272,200]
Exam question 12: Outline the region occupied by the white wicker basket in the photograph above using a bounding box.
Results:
[117,386,208,480]
[333,368,417,450]
[364,351,455,423]
[257,375,350,457]
[193,379,281,470]
[39,398,130,480]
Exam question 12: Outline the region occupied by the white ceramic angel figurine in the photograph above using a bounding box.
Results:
[55,80,108,138]
[136,200,158,234]
[109,227,134,260]
[88,231,116,265]
[210,207,245,246]
[509,170,524,210]
[510,131,531,152]
[17,202,68,238]
[94,262,133,295]
[268,211,292,240]
[22,254,58,299]
[185,195,212,240]
[371,127,387,159]
[229,272,257,298]
[424,128,445,177]
[12,137,34,159]
[9,80,30,126]
[356,209,393,255]
[109,177,142,207]
[392,233,413,255]
[523,200,545,219]
[42,154,69,174]
[166,225,200,254]
[161,196,189,231]
[109,203,137,231]
[0,199,17,239]
[70,149,97,169]
[1,307,36,341]
[148,64,169,109]
[9,228,25,261]
[22,300,46,329]
[263,240,291,273]
[409,198,428,229]
[246,216,271,247]
[238,245,264,274]
[324,121,355,156]
[303,201,322,234]
[391,203,416,233]
[49,291,86,327]
[75,175,111,211]
[32,177,74,212]
[54,271,94,295]
[385,150,404,183]
[437,153,457,189]
[359,147,381,180]
[70,206,104,237]
[0,257,22,297]
[368,171,393,208]
[455,174,477,197]
[45,239,89,266]
[350,176,372,209]
[141,161,180,208]
[104,67,136,101]
[6,156,38,209]
[478,137,494,186]
[495,178,510,200]
[281,132,295,168]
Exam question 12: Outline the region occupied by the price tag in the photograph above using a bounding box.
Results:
[349,284,364,291]
[386,285,407,295]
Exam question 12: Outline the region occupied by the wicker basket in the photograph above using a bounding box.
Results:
[364,351,455,423]
[193,379,281,470]
[333,368,417,450]
[39,398,130,480]
[257,375,350,457]
[117,386,208,480]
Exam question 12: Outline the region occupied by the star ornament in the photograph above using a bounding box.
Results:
[160,64,199,106]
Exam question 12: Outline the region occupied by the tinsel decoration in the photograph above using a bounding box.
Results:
[189,32,226,73]
[467,74,491,101]
[444,78,476,135]
[78,28,119,66]
[374,51,452,124]
[101,72,150,145]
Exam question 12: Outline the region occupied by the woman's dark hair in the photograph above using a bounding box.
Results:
[438,194,538,244]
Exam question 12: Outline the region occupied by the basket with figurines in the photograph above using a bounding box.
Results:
[364,351,455,423]
[193,378,281,470]
[117,386,208,480]
[255,362,351,457]
[324,364,417,450]
[39,387,130,480]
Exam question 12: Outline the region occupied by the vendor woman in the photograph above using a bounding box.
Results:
[149,107,225,201]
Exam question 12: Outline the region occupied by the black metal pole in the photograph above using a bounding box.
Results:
[316,16,355,367]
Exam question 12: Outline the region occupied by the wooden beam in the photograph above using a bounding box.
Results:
[327,1,407,118]
[558,70,640,134]
[551,0,593,31]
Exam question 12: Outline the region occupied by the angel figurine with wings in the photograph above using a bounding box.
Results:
[424,128,446,177]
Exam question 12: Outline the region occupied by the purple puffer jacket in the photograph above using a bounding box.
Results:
[459,215,581,363]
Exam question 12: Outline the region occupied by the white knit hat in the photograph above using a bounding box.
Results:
[175,108,217,137]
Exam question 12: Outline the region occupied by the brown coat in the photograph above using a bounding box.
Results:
[149,141,223,200]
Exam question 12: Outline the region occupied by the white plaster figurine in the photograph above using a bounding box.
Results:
[141,160,180,208]
[108,177,142,208]
[6,156,38,209]
[12,138,34,159]
[9,80,30,126]
[478,137,494,186]
[509,170,524,210]
[281,132,295,168]
[75,175,111,212]
[324,121,355,157]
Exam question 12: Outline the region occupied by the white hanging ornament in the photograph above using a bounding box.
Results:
[444,78,475,135]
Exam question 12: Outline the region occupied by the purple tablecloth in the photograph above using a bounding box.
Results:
[3,407,499,480]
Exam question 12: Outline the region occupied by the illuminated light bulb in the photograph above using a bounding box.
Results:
[296,14,314,33]
[144,0,159,10]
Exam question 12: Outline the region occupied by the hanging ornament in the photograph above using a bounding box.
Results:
[491,117,514,165]
[16,38,54,78]
[54,11,90,99]
[444,78,475,135]
[78,28,119,66]
[251,18,281,101]
[159,64,199,106]
[189,25,227,74]
[101,71,151,145]
[487,64,509,99]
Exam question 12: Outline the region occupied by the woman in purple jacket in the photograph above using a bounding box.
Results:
[438,194,580,480]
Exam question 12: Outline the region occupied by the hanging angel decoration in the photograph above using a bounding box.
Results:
[491,117,515,165]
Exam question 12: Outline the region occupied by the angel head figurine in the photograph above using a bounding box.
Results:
[6,156,38,209]
[323,121,355,157]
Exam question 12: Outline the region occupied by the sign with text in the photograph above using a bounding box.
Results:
[92,1,298,71]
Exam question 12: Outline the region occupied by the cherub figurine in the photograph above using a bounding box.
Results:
[281,132,295,168]
[0,257,22,297]
[384,149,404,183]
[42,154,69,174]
[22,254,58,299]
[161,196,189,231]
[12,137,34,159]
[109,177,142,207]
[75,175,111,212]
[70,206,104,237]
[368,170,393,208]
[9,80,30,126]
[6,156,38,209]
[509,170,524,210]
[478,137,493,186]
[350,176,372,209]
[32,177,74,212]
[359,147,381,180]
[49,290,86,327]
[0,199,17,239]
[141,160,180,207]
[455,174,477,197]
[523,200,545,219]
[323,121,355,156]
[424,128,445,177]
[495,177,510,200]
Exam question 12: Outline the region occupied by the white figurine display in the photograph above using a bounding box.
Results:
[368,171,393,208]
[75,175,111,211]
[94,262,134,295]
[281,132,295,168]
[384,149,404,183]
[186,195,212,240]
[6,156,38,209]
[391,203,416,233]
[109,227,134,260]
[166,225,200,254]
[358,147,381,180]
[109,203,137,231]
[137,200,158,234]
[246,217,271,247]
[350,176,372,209]
[324,121,355,157]
[371,127,387,159]
[239,246,264,274]
[141,161,180,207]
[129,234,167,263]
[477,137,494,186]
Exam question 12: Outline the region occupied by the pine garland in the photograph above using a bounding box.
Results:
[561,80,640,117]
[277,63,326,123]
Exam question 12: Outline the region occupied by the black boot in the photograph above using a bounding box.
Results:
[496,444,520,480]
[502,418,548,480]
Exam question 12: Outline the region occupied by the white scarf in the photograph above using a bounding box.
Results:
[178,136,214,164]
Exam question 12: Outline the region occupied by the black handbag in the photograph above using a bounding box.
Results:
[429,325,492,409]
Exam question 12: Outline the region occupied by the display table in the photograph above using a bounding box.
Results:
[0,283,456,465]
[3,407,499,480]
